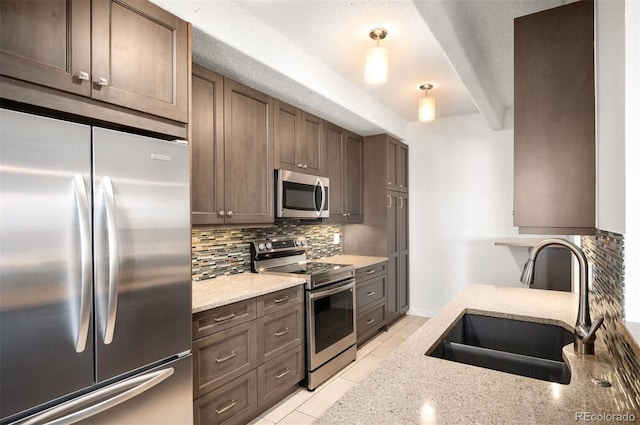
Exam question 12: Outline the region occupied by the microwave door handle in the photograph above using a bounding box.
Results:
[314,179,325,216]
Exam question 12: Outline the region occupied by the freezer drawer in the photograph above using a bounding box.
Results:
[13,355,193,425]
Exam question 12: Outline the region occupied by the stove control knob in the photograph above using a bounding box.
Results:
[301,240,306,246]
[295,240,301,246]
[258,243,265,251]
[266,242,272,250]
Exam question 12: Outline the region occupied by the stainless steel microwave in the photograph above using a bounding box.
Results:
[275,170,329,218]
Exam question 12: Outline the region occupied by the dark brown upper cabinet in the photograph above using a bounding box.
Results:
[0,0,188,124]
[323,123,363,223]
[191,65,224,225]
[514,0,595,235]
[191,68,274,225]
[274,100,324,176]
[386,136,408,193]
[223,78,274,224]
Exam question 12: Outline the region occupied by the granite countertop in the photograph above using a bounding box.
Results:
[315,254,388,270]
[192,273,306,313]
[315,284,634,424]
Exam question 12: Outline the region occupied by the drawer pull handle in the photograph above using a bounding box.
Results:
[366,291,375,296]
[215,400,237,415]
[214,312,236,323]
[366,270,375,275]
[215,351,237,363]
[274,328,290,337]
[366,318,376,325]
[275,368,291,379]
[274,296,289,304]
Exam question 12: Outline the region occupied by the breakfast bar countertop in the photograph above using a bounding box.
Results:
[314,284,635,424]
[192,273,306,313]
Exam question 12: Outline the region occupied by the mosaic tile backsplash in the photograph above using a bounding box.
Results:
[582,230,640,410]
[192,220,342,282]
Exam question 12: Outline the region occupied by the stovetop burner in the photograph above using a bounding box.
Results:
[251,237,355,290]
[263,261,352,275]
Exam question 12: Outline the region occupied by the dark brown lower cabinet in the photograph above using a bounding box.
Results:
[355,261,388,345]
[192,286,304,425]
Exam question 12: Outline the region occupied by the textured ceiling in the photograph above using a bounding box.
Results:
[152,0,572,139]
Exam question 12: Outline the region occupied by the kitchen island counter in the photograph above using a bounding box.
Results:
[192,273,306,313]
[314,284,635,424]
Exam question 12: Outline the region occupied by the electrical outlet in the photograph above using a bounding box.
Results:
[333,233,340,245]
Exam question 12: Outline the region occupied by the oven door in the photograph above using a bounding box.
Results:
[306,279,356,371]
[276,170,329,218]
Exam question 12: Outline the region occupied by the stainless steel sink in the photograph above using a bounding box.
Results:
[426,313,572,384]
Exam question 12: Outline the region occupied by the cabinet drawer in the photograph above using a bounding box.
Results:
[257,303,304,364]
[193,321,257,398]
[194,370,258,425]
[257,345,304,410]
[193,298,257,340]
[355,262,387,281]
[356,275,386,310]
[357,303,386,338]
[257,285,304,316]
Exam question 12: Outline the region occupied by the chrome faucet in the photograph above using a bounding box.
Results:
[520,238,604,355]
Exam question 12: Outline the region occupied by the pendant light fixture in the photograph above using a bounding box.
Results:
[418,83,436,122]
[365,28,388,84]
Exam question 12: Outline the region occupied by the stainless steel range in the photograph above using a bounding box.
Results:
[251,238,357,390]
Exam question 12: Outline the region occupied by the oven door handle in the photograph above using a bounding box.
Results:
[308,280,355,299]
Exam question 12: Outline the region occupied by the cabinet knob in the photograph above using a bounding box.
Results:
[95,77,108,86]
[297,163,303,168]
[346,213,351,216]
[302,164,308,169]
[387,181,392,185]
[227,211,234,217]
[218,211,225,217]
[342,213,348,217]
[399,184,404,188]
[77,71,90,81]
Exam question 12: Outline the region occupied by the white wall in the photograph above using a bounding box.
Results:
[595,0,626,234]
[406,112,525,317]
[624,0,640,326]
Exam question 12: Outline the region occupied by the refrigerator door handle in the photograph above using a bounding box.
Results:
[18,367,175,425]
[73,175,92,353]
[102,176,120,345]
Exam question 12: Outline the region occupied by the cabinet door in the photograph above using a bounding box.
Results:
[299,111,324,175]
[513,0,595,234]
[273,100,300,172]
[345,131,363,222]
[0,0,91,97]
[191,66,225,225]
[223,79,274,224]
[397,142,409,192]
[91,0,188,123]
[386,137,397,189]
[387,193,398,253]
[398,253,409,315]
[397,193,408,252]
[324,123,346,221]
[386,255,399,323]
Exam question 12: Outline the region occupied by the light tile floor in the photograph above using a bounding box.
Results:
[248,315,429,425]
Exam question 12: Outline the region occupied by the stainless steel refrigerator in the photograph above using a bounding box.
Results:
[0,109,193,424]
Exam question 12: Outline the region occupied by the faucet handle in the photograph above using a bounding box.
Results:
[577,317,604,344]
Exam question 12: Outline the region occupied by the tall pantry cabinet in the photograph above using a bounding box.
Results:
[343,134,409,324]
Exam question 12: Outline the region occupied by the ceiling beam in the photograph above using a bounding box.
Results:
[413,1,505,130]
